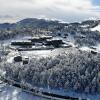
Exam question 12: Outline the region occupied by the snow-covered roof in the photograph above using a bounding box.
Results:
[11,40,31,43]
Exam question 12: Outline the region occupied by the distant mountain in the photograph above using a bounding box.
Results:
[0,23,16,29]
[0,18,99,30]
[16,18,62,29]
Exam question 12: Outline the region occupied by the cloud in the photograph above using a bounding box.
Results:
[0,0,100,22]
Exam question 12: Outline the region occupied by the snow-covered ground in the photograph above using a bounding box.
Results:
[7,47,75,63]
[0,83,100,100]
[91,25,100,32]
[79,45,100,53]
[80,25,89,28]
[93,44,100,52]
[0,84,48,100]
[79,46,91,52]
[37,86,100,100]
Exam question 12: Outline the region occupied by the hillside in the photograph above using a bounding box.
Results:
[0,18,100,100]
[0,18,100,47]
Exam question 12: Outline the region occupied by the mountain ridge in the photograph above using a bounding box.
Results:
[0,18,100,29]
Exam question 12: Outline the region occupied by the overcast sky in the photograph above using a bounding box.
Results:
[0,0,100,23]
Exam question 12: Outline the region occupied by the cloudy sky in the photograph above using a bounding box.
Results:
[0,0,100,23]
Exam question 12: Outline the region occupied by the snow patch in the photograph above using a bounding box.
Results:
[7,57,14,63]
[92,44,100,52]
[0,85,48,100]
[79,46,91,52]
[80,25,89,28]
[91,25,100,32]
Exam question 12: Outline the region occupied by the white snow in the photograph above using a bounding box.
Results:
[79,45,100,54]
[38,87,100,100]
[0,84,48,100]
[91,44,100,52]
[80,25,89,28]
[79,46,91,52]
[91,25,100,32]
[0,84,100,100]
[7,57,14,63]
[0,70,5,75]
[20,48,69,58]
[7,46,73,60]
[7,51,19,63]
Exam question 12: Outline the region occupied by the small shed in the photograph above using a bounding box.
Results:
[23,60,28,65]
[23,57,29,65]
[91,50,97,55]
